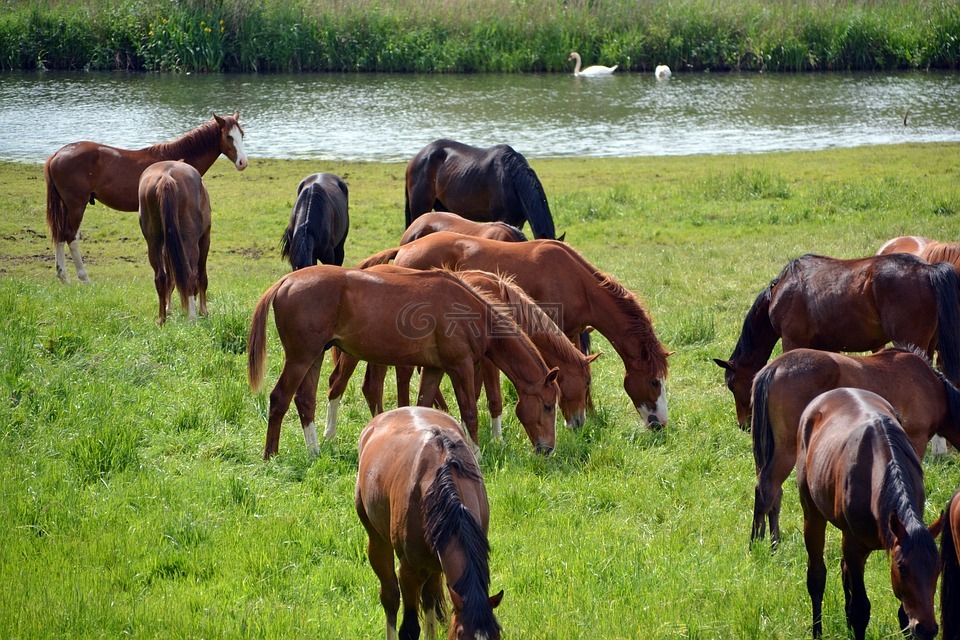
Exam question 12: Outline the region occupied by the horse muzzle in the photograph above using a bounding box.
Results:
[535,442,554,456]
[565,411,586,430]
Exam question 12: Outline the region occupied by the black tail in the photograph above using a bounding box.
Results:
[930,261,960,386]
[159,177,191,309]
[503,150,556,240]
[942,492,960,639]
[750,365,777,481]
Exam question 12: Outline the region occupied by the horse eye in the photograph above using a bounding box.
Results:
[544,403,552,412]
[651,380,661,390]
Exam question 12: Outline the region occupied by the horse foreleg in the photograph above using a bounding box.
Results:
[480,358,504,440]
[326,348,360,439]
[364,532,400,640]
[840,537,871,640]
[444,365,481,458]
[361,363,389,416]
[294,356,324,457]
[396,366,415,406]
[420,573,445,638]
[68,239,90,283]
[197,230,210,317]
[397,560,423,640]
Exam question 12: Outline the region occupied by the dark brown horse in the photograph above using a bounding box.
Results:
[137,161,211,325]
[714,253,960,428]
[280,173,349,270]
[942,490,960,640]
[44,112,247,283]
[357,232,671,427]
[405,139,557,239]
[797,387,943,640]
[323,268,598,440]
[401,211,527,244]
[750,346,960,546]
[248,265,559,458]
[356,406,503,640]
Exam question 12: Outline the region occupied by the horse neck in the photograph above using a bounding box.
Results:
[485,325,548,388]
[730,286,779,369]
[149,121,222,174]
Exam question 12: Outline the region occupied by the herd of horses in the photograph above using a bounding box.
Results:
[42,114,960,639]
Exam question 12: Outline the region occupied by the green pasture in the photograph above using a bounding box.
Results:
[1,143,960,638]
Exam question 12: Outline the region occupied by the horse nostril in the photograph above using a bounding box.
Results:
[536,443,554,456]
[647,415,665,431]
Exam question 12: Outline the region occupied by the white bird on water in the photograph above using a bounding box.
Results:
[655,64,672,80]
[568,52,617,77]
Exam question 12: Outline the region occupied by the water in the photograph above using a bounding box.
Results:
[1,70,958,163]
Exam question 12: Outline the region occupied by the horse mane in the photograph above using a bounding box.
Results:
[889,342,960,436]
[942,491,960,637]
[500,147,556,239]
[422,430,499,637]
[456,270,581,366]
[149,119,224,161]
[921,241,960,267]
[877,418,938,571]
[595,274,669,377]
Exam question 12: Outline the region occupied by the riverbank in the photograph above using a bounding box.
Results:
[2,0,959,73]
[1,143,959,637]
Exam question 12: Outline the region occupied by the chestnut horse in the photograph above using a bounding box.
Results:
[401,211,527,245]
[405,139,557,239]
[137,161,211,325]
[248,266,559,458]
[797,388,942,640]
[44,112,247,283]
[324,268,598,440]
[750,346,960,546]
[942,490,960,640]
[356,406,503,640]
[357,232,671,427]
[876,235,936,257]
[280,173,349,270]
[714,253,960,428]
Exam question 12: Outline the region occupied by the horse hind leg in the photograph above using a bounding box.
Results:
[68,239,90,283]
[365,532,401,640]
[196,230,210,317]
[294,356,324,456]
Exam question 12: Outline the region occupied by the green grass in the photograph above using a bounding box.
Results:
[2,143,960,637]
[1,0,959,72]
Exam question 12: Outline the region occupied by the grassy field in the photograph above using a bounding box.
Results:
[2,0,959,72]
[2,143,960,638]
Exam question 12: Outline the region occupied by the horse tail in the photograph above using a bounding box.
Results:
[248,278,283,392]
[503,150,556,240]
[356,247,399,269]
[942,492,960,639]
[929,261,960,386]
[43,159,69,244]
[750,365,777,483]
[158,176,192,310]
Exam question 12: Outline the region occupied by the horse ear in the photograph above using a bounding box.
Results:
[929,512,945,539]
[212,112,226,127]
[489,589,504,609]
[666,350,676,358]
[585,352,602,364]
[889,512,908,543]
[544,367,560,384]
[448,586,464,611]
[297,178,307,195]
[557,232,566,242]
[713,358,732,370]
[233,110,240,119]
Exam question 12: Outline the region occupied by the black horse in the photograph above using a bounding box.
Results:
[405,139,558,240]
[280,173,349,270]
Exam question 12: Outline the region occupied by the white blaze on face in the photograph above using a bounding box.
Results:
[230,125,248,171]
[635,378,668,428]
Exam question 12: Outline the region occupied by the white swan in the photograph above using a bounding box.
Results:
[568,52,617,77]
[655,65,672,80]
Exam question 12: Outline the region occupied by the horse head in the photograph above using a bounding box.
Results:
[713,357,753,430]
[513,367,560,455]
[888,512,942,640]
[213,111,248,171]
[447,587,503,640]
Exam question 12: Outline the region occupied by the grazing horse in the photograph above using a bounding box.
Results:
[280,173,349,270]
[405,139,557,240]
[44,112,247,283]
[942,490,960,640]
[750,346,960,546]
[401,211,527,245]
[714,253,960,428]
[247,265,559,459]
[356,406,503,640]
[137,161,211,325]
[324,268,598,440]
[797,388,942,640]
[356,232,671,427]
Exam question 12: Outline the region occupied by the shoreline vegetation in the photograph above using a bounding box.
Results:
[1,0,959,73]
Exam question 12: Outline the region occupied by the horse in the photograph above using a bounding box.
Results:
[356,232,671,427]
[355,406,503,640]
[401,211,527,245]
[750,346,960,546]
[404,139,557,240]
[247,265,559,459]
[796,387,943,640]
[279,173,349,270]
[137,161,211,325]
[942,490,960,640]
[323,267,598,441]
[44,111,247,283]
[714,253,960,429]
